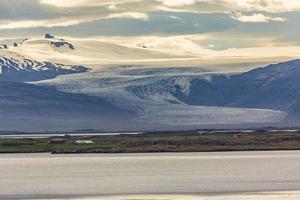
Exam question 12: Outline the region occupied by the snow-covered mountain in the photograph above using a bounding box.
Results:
[6,36,178,67]
[0,51,89,82]
[1,38,300,131]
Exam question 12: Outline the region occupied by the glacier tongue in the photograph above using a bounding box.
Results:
[35,65,287,127]
[137,104,286,126]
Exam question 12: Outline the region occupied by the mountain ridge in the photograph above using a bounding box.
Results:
[0,52,89,82]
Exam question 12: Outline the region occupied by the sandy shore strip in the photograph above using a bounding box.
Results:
[45,191,300,200]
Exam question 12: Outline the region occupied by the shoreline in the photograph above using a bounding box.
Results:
[40,191,300,200]
[1,148,298,154]
[4,191,300,200]
[0,147,299,154]
[0,131,299,154]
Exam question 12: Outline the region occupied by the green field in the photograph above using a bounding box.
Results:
[0,131,300,153]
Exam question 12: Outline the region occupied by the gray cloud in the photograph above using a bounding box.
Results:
[0,0,299,50]
[0,0,295,29]
[0,0,57,20]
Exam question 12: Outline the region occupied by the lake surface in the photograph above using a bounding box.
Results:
[0,151,300,199]
[0,132,143,138]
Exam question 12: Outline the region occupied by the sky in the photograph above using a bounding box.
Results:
[1,0,300,62]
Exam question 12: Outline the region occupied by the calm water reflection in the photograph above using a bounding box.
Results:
[0,151,300,199]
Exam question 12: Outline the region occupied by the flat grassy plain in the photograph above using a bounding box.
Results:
[0,131,300,153]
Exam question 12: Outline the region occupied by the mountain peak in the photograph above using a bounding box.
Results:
[0,53,89,82]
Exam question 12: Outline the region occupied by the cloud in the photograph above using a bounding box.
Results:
[108,12,149,20]
[38,0,300,13]
[0,18,84,29]
[108,4,119,11]
[0,0,296,32]
[39,0,142,8]
[0,12,149,29]
[231,13,287,23]
[224,0,300,13]
[0,0,152,30]
[155,0,300,13]
[157,0,196,7]
[0,0,299,47]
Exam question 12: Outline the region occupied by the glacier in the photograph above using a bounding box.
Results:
[36,65,287,128]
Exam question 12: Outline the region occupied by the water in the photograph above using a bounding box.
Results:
[0,132,143,138]
[0,151,300,199]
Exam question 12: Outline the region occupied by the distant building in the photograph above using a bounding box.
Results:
[49,138,66,144]
[74,140,94,145]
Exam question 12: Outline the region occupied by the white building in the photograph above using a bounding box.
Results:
[74,140,94,145]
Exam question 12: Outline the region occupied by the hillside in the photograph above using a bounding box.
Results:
[0,82,133,131]
[173,59,300,116]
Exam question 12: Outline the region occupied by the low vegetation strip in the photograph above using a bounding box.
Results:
[0,131,300,154]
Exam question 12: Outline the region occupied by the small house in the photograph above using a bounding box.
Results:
[49,138,66,144]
